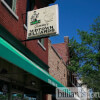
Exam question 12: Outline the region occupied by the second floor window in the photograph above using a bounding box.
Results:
[38,38,46,51]
[5,0,17,12]
[39,38,44,46]
[25,0,35,25]
[26,0,35,11]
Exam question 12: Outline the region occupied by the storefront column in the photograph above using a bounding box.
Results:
[8,84,12,100]
[52,94,56,100]
[37,90,42,100]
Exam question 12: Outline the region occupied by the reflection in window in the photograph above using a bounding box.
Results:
[4,0,17,12]
[39,38,44,46]
[0,92,8,100]
[12,93,23,100]
[24,94,36,100]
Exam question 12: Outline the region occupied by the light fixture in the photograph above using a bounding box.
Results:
[31,81,36,86]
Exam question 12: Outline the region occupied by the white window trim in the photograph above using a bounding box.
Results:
[38,40,46,51]
[24,24,27,30]
[1,0,19,20]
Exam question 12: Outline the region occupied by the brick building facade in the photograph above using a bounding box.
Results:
[47,37,70,99]
[0,0,49,65]
[51,37,78,87]
[48,39,68,86]
[48,36,78,98]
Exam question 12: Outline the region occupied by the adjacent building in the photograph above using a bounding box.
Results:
[48,36,79,100]
[47,37,69,99]
[48,37,69,86]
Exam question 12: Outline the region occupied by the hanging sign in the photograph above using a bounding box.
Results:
[27,4,59,39]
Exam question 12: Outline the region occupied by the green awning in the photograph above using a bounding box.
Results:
[0,37,68,90]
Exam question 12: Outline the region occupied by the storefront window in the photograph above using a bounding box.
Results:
[4,0,17,12]
[11,93,37,100]
[0,82,8,100]
[24,94,36,100]
[0,81,37,100]
[0,92,8,100]
[12,93,23,100]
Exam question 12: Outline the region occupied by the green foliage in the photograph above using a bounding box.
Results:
[68,16,100,92]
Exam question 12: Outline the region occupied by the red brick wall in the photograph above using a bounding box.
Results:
[0,0,48,65]
[48,40,67,86]
[0,0,27,40]
[26,38,48,64]
[52,36,70,65]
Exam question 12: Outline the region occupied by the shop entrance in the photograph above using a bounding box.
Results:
[0,92,37,100]
[12,92,37,100]
[23,88,37,100]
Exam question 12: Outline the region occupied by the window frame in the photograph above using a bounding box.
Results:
[12,0,17,12]
[38,39,46,51]
[1,0,18,20]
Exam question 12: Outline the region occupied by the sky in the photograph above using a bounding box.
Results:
[50,0,100,44]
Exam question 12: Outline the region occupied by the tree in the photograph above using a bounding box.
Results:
[68,16,100,93]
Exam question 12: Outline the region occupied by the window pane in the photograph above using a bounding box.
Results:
[12,93,23,100]
[24,94,36,100]
[12,0,17,12]
[5,0,12,8]
[0,92,8,100]
[39,39,44,46]
[25,0,35,25]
